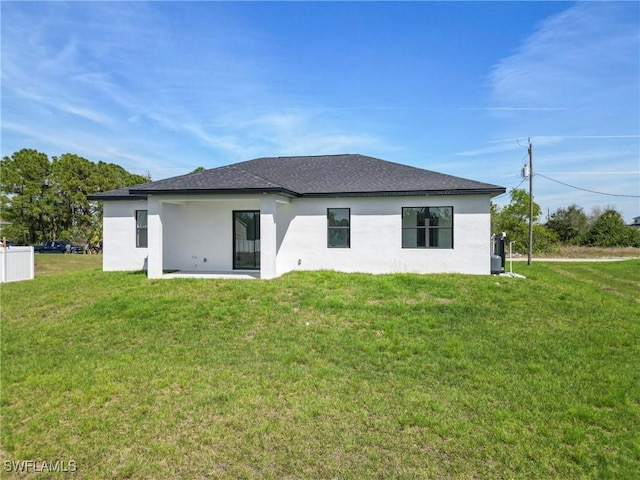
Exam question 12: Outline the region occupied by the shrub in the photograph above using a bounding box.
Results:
[584,209,640,247]
[546,204,588,244]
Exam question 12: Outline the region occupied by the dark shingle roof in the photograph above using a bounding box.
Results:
[91,154,505,199]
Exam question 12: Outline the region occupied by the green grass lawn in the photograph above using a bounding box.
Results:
[32,253,103,278]
[1,257,638,479]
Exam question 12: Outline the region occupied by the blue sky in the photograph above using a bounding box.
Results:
[2,1,639,221]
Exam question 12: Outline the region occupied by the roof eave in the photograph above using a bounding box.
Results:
[87,194,147,201]
[90,187,506,200]
[128,187,299,197]
[300,188,506,198]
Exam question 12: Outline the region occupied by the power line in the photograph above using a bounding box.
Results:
[539,171,639,175]
[492,177,527,200]
[493,152,531,200]
[536,173,640,198]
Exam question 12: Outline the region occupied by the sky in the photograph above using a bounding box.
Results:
[2,1,639,222]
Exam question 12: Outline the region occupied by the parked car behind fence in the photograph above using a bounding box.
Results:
[33,241,83,254]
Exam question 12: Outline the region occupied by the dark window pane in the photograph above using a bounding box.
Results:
[402,228,417,248]
[403,207,428,227]
[402,208,416,227]
[137,228,148,248]
[417,227,426,247]
[436,228,453,248]
[328,208,350,227]
[429,207,452,227]
[328,229,349,248]
[136,210,147,227]
[416,208,427,227]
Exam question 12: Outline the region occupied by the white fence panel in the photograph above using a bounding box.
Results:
[0,246,35,283]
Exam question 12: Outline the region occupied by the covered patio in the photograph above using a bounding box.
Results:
[146,194,288,280]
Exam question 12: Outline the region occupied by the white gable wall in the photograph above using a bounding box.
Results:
[275,194,491,276]
[103,200,149,271]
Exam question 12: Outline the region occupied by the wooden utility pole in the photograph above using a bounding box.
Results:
[527,138,533,265]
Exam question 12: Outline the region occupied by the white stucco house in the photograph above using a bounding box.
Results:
[89,154,505,279]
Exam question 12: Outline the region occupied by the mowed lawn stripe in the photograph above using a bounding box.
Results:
[546,263,640,303]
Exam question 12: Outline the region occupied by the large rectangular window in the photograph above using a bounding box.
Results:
[136,210,148,248]
[328,208,350,248]
[402,207,453,248]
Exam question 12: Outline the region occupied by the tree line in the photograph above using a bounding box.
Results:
[492,189,640,253]
[1,148,637,252]
[1,148,150,246]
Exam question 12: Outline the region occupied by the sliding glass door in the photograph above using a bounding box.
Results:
[233,211,260,270]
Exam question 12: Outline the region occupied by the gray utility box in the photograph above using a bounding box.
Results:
[490,233,507,274]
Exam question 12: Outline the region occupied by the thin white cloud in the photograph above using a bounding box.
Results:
[460,107,566,111]
[456,142,527,157]
[489,2,639,111]
[458,136,566,156]
[483,2,639,220]
[537,135,640,140]
[1,2,392,179]
[243,110,383,157]
[12,88,112,125]
[162,108,385,161]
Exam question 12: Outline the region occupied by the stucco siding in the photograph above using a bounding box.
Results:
[101,193,492,276]
[275,195,491,275]
[103,200,149,271]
